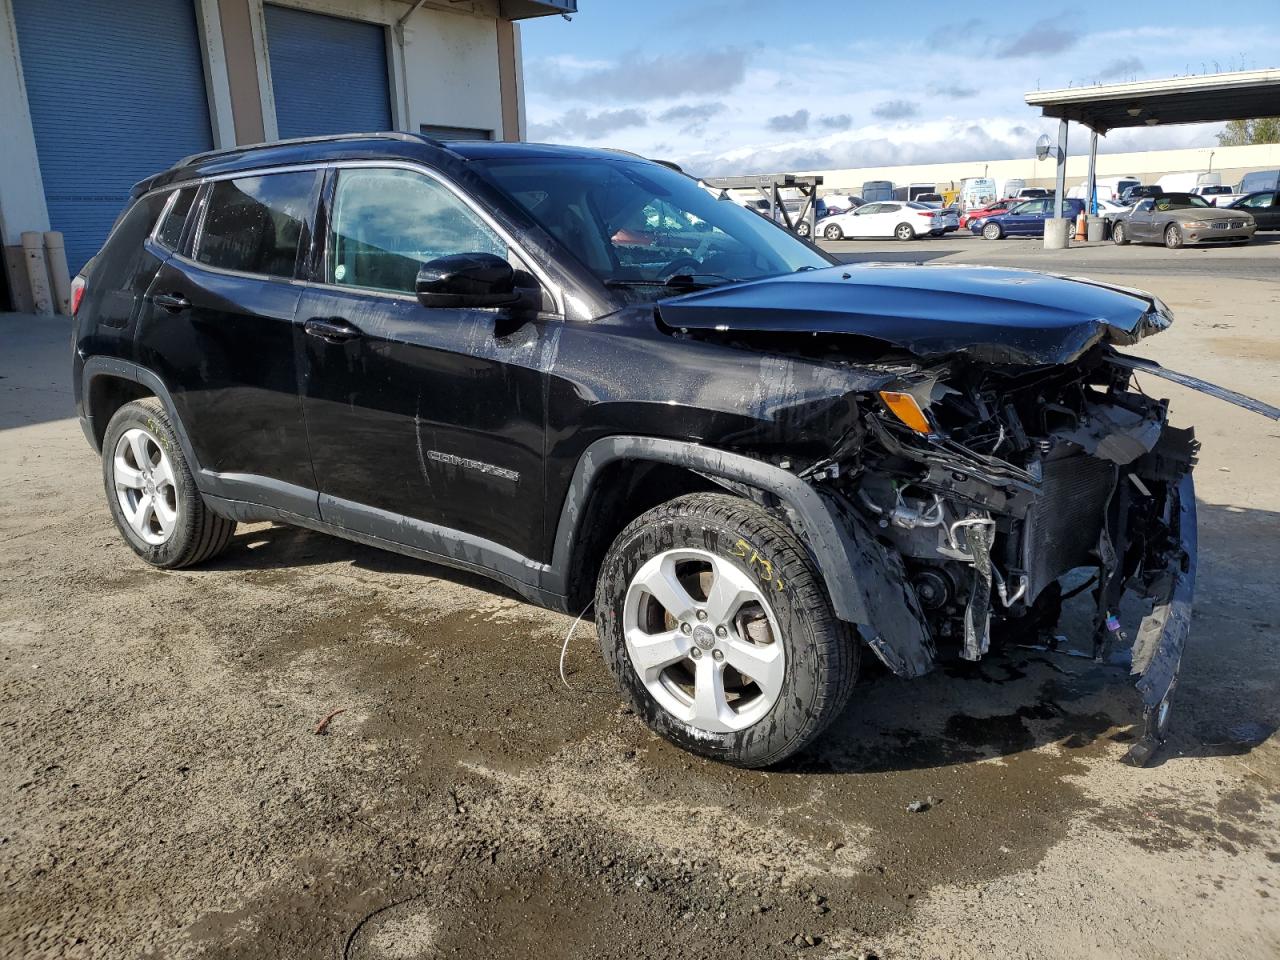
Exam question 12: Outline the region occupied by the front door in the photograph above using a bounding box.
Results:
[136,170,321,516]
[1127,199,1156,240]
[1009,199,1049,235]
[297,165,553,563]
[1239,191,1279,230]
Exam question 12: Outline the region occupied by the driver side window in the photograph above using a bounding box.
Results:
[326,167,507,295]
[1242,192,1274,208]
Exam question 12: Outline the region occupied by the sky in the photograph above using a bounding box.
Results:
[518,1,1280,178]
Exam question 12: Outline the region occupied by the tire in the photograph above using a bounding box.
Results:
[823,223,843,241]
[594,492,858,768]
[796,222,810,237]
[102,398,236,568]
[982,222,1002,240]
[1112,221,1129,245]
[894,223,916,241]
[1164,223,1183,249]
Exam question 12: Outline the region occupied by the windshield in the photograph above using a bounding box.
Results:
[473,157,832,299]
[1154,194,1210,211]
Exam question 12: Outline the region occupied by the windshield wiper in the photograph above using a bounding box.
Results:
[604,273,740,290]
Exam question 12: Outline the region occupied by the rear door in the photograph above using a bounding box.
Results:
[296,164,552,561]
[136,170,322,516]
[869,202,903,237]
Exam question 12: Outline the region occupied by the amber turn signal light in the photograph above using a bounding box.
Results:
[878,390,932,435]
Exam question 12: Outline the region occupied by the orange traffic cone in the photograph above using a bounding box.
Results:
[1074,209,1087,241]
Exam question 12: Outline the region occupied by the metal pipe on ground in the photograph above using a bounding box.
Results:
[43,232,71,316]
[20,231,53,316]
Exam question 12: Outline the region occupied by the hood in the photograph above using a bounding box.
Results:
[1165,206,1247,221]
[656,263,1172,365]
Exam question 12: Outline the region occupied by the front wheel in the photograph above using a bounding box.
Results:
[982,222,1003,240]
[823,223,843,240]
[1113,221,1130,245]
[102,398,236,568]
[595,493,858,768]
[1164,223,1183,249]
[796,221,811,237]
[894,223,916,241]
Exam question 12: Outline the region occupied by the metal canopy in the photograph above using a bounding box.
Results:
[497,0,577,19]
[1025,68,1280,134]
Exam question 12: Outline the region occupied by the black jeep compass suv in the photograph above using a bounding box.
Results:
[73,133,1263,767]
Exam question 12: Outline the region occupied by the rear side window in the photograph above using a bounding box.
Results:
[156,188,196,250]
[195,172,316,278]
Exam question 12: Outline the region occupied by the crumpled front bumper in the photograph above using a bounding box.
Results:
[1124,472,1197,766]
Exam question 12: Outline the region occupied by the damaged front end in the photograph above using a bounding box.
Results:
[827,346,1200,765]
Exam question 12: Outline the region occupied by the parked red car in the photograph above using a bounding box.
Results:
[959,199,1017,230]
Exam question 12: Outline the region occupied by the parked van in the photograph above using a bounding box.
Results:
[958,177,997,211]
[1155,171,1217,194]
[1067,176,1140,203]
[999,178,1026,199]
[861,180,895,202]
[1239,170,1280,194]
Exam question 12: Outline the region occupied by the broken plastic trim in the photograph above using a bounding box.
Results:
[1110,354,1280,421]
[1124,472,1197,767]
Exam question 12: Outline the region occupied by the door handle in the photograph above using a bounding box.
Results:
[153,293,191,313]
[304,317,363,343]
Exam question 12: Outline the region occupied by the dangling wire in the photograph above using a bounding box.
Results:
[559,603,592,690]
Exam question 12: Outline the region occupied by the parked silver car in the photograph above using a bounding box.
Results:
[1112,193,1256,248]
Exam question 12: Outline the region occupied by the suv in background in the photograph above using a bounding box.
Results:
[1119,184,1162,204]
[74,133,1249,767]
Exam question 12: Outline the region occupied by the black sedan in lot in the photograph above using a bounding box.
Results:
[1225,191,1280,230]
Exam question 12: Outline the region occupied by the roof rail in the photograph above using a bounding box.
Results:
[177,130,451,168]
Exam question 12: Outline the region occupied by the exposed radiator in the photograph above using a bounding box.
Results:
[1024,454,1118,599]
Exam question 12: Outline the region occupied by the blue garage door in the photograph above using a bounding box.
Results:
[12,0,214,273]
[264,5,392,139]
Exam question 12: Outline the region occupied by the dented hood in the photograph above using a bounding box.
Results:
[656,263,1173,365]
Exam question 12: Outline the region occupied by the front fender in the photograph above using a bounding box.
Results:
[549,436,936,677]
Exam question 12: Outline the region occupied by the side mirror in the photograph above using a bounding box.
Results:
[416,253,528,309]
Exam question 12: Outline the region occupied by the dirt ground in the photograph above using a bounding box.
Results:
[3,240,1279,959]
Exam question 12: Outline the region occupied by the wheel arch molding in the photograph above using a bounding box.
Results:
[81,357,202,473]
[550,436,935,678]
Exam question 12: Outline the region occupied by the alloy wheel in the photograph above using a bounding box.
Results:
[623,548,785,733]
[113,427,179,545]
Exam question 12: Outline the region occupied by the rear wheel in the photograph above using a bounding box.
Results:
[1164,223,1183,249]
[1112,221,1130,245]
[982,222,1003,240]
[823,222,843,240]
[894,223,916,241]
[102,398,236,568]
[595,493,858,768]
[796,221,811,237]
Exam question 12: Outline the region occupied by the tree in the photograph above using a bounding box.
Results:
[1217,118,1280,146]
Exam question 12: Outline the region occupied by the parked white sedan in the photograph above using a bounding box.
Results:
[817,201,944,240]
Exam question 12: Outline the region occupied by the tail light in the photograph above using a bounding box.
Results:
[70,275,86,316]
[916,211,935,217]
